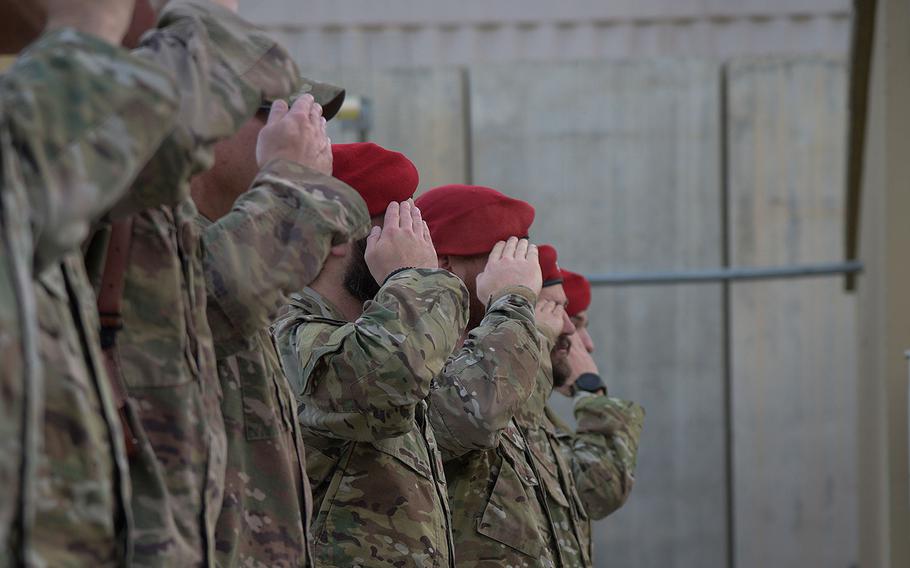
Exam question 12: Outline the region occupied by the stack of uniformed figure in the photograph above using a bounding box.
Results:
[0,0,644,566]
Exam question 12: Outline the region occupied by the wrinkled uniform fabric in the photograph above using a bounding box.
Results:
[273,271,469,568]
[514,332,644,567]
[197,161,369,567]
[0,29,180,567]
[101,3,301,565]
[428,289,561,567]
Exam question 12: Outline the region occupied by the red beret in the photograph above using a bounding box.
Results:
[538,244,562,287]
[415,184,535,256]
[561,269,591,317]
[332,143,419,217]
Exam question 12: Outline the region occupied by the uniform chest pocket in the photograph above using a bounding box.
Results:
[477,457,544,558]
[530,442,571,509]
[371,433,434,480]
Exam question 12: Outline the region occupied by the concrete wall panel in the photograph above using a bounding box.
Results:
[726,58,857,568]
[308,67,469,192]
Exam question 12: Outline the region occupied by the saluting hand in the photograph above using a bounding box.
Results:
[535,299,566,341]
[364,200,438,284]
[256,95,332,175]
[475,237,541,306]
[559,332,603,396]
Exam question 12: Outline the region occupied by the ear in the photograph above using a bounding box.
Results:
[330,242,351,257]
[438,255,452,270]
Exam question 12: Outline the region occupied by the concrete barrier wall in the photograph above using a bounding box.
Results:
[299,58,855,568]
[727,58,857,568]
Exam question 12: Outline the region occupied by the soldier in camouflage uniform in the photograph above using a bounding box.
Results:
[0,2,181,562]
[84,3,337,566]
[515,246,645,567]
[273,143,469,568]
[415,184,564,567]
[189,95,370,567]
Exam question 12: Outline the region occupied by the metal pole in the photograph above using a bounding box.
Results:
[586,261,863,287]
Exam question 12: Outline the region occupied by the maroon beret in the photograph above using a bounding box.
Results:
[561,269,591,316]
[538,244,562,287]
[415,184,535,256]
[332,143,419,217]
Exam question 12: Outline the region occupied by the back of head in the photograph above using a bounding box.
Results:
[333,142,419,218]
[416,184,535,256]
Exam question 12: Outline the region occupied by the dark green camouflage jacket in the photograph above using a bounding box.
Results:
[96,2,303,566]
[1,29,180,567]
[429,288,561,567]
[198,162,370,568]
[273,271,469,568]
[515,332,645,567]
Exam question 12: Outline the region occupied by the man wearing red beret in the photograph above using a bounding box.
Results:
[416,184,564,567]
[514,247,646,567]
[273,144,470,568]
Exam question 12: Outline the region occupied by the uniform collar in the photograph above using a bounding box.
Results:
[288,287,346,322]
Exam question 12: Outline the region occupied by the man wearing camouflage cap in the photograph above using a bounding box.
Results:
[189,95,370,567]
[54,2,351,565]
[515,247,645,567]
[415,184,565,567]
[0,1,183,562]
[273,143,469,567]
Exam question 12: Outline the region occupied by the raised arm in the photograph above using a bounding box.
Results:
[1,29,179,272]
[428,239,546,458]
[564,393,644,520]
[276,269,469,441]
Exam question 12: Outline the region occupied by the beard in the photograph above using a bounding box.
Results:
[343,237,381,302]
[550,334,573,388]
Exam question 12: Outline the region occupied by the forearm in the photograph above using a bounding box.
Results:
[2,29,179,271]
[203,160,369,348]
[571,395,645,519]
[430,290,541,457]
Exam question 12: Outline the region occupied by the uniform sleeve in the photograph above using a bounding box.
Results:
[275,270,469,442]
[0,29,180,273]
[429,287,542,460]
[202,159,370,355]
[108,0,300,218]
[567,394,645,520]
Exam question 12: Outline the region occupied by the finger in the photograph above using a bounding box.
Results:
[410,200,422,233]
[398,200,412,230]
[527,243,539,261]
[516,238,529,259]
[309,102,323,124]
[289,94,314,117]
[384,201,400,230]
[366,225,381,247]
[489,241,506,262]
[502,236,519,259]
[422,220,432,242]
[266,99,289,125]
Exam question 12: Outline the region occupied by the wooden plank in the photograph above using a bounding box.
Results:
[727,57,858,568]
[306,67,469,192]
[471,60,727,568]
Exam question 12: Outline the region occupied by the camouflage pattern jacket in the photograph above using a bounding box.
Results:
[97,3,301,566]
[198,162,370,568]
[0,29,180,567]
[514,331,645,567]
[428,288,562,567]
[273,271,469,568]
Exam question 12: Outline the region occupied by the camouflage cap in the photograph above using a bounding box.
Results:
[260,76,346,120]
